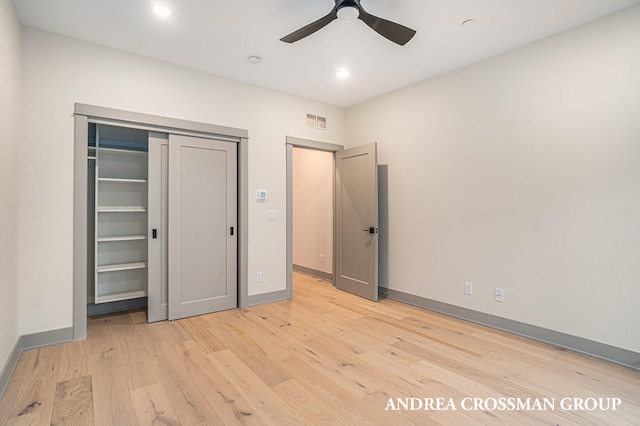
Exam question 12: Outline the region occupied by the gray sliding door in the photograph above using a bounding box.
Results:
[168,134,238,320]
[147,134,169,322]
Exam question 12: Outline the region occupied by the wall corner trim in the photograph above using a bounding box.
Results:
[380,287,640,371]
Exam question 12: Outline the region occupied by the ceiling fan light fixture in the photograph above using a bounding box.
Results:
[337,6,360,22]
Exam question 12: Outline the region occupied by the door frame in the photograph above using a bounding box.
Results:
[285,136,344,298]
[73,103,249,340]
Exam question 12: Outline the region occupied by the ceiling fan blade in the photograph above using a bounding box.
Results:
[280,8,339,43]
[358,9,416,46]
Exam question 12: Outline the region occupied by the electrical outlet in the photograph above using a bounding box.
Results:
[256,272,263,283]
[464,282,473,295]
[320,254,325,263]
[495,288,504,302]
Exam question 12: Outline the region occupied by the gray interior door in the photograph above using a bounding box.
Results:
[168,134,237,320]
[335,143,378,301]
[147,133,169,322]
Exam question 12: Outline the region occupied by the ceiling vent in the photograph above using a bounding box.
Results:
[307,114,327,129]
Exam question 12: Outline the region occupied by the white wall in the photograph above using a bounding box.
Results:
[292,148,334,274]
[0,0,21,373]
[346,6,640,353]
[16,5,640,357]
[19,27,346,335]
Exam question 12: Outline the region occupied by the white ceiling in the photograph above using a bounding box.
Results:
[13,0,640,108]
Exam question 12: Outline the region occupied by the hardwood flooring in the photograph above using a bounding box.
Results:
[1,272,639,425]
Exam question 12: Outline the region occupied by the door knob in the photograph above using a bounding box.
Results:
[362,227,376,234]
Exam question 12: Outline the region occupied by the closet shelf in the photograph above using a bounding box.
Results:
[92,124,150,306]
[95,290,147,304]
[98,235,147,242]
[97,147,148,156]
[98,177,147,183]
[97,262,147,273]
[98,206,147,213]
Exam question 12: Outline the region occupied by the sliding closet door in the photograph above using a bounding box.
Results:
[168,134,237,320]
[147,133,169,323]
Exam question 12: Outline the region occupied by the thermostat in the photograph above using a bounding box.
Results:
[256,190,268,201]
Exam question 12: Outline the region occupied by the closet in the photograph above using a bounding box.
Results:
[90,124,149,305]
[86,122,237,322]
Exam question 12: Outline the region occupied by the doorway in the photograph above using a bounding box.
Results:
[286,136,379,302]
[286,137,343,297]
[291,147,335,283]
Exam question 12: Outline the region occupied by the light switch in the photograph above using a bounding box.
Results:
[268,210,278,221]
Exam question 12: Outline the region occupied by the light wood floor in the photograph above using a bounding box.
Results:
[1,273,639,425]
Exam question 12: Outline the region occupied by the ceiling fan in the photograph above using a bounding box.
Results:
[280,0,416,46]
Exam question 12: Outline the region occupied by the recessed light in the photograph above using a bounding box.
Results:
[336,68,350,79]
[248,56,262,65]
[152,3,172,17]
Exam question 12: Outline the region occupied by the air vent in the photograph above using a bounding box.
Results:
[306,114,327,129]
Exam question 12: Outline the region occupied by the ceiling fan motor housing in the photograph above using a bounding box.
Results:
[336,0,361,9]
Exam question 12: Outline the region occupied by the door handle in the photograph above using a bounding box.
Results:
[152,229,158,239]
[362,227,376,234]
